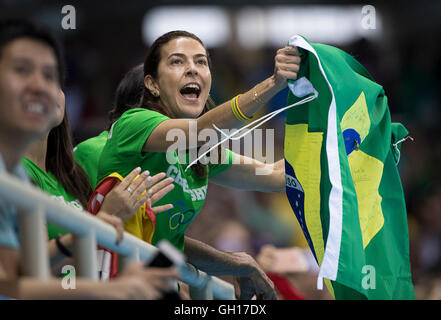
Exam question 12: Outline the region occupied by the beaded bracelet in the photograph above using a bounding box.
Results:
[252,90,264,104]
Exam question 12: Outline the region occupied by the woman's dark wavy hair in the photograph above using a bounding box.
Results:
[0,19,91,207]
[47,111,92,208]
[138,30,217,179]
[56,63,146,206]
[107,63,145,129]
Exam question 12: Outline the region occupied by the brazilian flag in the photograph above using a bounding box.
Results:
[284,35,415,299]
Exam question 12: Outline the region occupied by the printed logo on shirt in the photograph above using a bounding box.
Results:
[168,201,195,231]
[50,195,83,210]
[166,165,208,201]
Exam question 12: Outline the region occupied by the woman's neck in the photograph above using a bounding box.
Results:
[0,130,35,173]
[25,134,49,172]
[0,141,28,173]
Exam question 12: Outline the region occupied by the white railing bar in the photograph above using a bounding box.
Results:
[0,172,235,299]
[190,279,213,300]
[181,263,235,300]
[211,276,236,300]
[73,231,98,281]
[17,205,50,280]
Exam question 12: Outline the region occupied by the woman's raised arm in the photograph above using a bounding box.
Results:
[143,46,300,153]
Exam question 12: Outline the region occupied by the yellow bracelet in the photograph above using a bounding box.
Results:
[231,94,251,122]
[230,95,243,121]
[235,94,252,121]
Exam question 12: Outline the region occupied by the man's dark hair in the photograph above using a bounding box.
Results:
[0,19,65,87]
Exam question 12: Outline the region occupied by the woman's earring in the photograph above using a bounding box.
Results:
[152,91,159,97]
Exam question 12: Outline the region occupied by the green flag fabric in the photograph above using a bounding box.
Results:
[284,35,415,299]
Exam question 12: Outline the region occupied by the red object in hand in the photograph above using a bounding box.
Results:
[86,176,155,280]
[87,177,119,279]
[267,273,306,300]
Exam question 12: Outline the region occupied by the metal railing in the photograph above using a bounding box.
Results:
[0,171,236,300]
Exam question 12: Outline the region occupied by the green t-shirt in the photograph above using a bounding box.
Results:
[22,158,83,239]
[74,130,109,189]
[97,108,234,251]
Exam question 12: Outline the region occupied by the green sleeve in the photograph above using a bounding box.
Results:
[74,131,108,189]
[74,143,96,188]
[208,148,235,179]
[97,108,169,181]
[110,108,169,156]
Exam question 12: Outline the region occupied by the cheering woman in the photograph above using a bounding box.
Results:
[95,30,301,299]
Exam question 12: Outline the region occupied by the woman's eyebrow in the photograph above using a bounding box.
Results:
[194,53,207,59]
[167,53,186,59]
[167,53,207,59]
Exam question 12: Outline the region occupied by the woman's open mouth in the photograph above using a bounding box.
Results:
[179,83,201,102]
